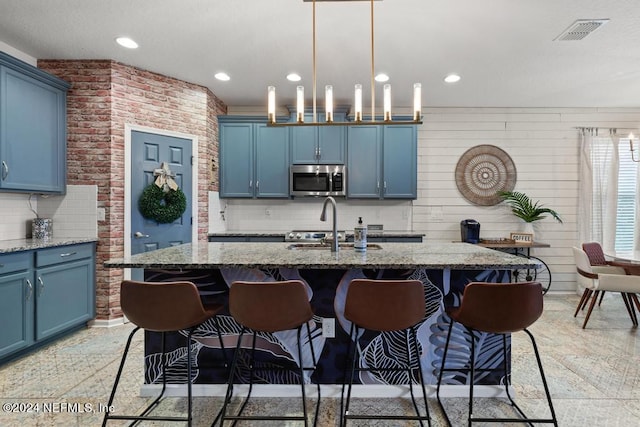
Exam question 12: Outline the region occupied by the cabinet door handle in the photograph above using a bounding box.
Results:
[256,181,259,190]
[1,161,7,180]
[26,279,33,301]
[249,180,253,190]
[383,181,387,194]
[376,181,380,191]
[38,276,44,296]
[60,252,77,258]
[317,147,321,159]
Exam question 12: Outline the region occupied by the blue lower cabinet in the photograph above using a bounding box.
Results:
[0,266,34,359]
[35,259,94,340]
[0,243,95,363]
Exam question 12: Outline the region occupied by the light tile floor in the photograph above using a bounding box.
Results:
[1,293,639,426]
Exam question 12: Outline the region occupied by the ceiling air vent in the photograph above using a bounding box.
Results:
[554,19,609,41]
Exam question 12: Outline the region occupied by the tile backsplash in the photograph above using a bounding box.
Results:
[0,185,98,240]
[215,198,413,232]
[0,192,38,239]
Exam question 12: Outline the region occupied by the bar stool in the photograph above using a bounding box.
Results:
[218,280,320,426]
[102,280,227,427]
[436,281,557,426]
[340,278,431,426]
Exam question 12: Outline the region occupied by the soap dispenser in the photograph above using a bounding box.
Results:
[354,217,367,252]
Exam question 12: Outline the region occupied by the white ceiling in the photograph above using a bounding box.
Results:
[1,0,639,110]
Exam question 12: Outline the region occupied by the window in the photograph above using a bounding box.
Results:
[616,138,637,251]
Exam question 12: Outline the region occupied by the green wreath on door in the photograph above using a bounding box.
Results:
[138,162,187,224]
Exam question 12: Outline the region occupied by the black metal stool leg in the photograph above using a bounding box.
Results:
[409,326,432,426]
[186,329,194,427]
[339,323,353,427]
[524,329,558,426]
[210,316,231,427]
[296,326,309,427]
[218,327,246,426]
[340,323,358,427]
[436,318,454,427]
[467,327,475,427]
[305,321,321,427]
[104,329,192,425]
[102,326,141,427]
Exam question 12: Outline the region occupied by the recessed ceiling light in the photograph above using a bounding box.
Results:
[287,73,302,82]
[215,72,231,81]
[375,73,389,82]
[444,74,461,83]
[115,37,138,49]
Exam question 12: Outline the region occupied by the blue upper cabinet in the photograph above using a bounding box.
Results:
[291,110,346,164]
[219,118,289,198]
[255,124,289,197]
[291,125,345,164]
[0,52,69,194]
[347,124,417,199]
[219,122,254,198]
[347,125,381,198]
[382,125,417,199]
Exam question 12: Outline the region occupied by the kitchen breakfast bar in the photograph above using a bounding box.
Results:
[105,241,539,397]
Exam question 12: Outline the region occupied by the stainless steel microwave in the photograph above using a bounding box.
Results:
[290,164,346,197]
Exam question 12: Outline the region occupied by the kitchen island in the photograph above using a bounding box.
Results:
[105,241,538,396]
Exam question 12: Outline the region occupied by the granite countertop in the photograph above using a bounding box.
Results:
[0,238,98,254]
[208,230,426,238]
[105,241,538,270]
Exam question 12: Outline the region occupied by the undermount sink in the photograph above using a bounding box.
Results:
[287,243,383,251]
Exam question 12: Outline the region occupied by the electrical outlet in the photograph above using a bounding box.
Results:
[322,317,335,338]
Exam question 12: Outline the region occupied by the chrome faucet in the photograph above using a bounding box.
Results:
[320,196,339,252]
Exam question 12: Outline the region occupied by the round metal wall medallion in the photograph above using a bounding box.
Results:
[455,144,517,206]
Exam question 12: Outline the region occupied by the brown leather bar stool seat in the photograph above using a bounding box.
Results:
[218,280,320,426]
[340,279,431,426]
[102,280,227,427]
[436,281,557,426]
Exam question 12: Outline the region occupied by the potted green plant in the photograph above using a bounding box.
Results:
[497,190,562,236]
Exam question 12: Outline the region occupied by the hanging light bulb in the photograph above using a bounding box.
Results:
[296,86,305,123]
[383,84,391,121]
[354,84,363,122]
[267,86,276,124]
[325,85,333,122]
[413,83,422,122]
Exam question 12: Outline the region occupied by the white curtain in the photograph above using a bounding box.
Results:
[635,137,640,253]
[578,128,618,253]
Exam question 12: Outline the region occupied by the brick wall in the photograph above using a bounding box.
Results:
[38,59,226,320]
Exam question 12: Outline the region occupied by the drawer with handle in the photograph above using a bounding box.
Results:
[0,252,31,275]
[36,244,93,267]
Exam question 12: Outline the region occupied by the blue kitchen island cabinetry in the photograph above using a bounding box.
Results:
[219,118,289,198]
[0,241,96,363]
[347,123,417,199]
[0,52,70,194]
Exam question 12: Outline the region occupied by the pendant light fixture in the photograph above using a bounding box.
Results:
[267,0,423,127]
